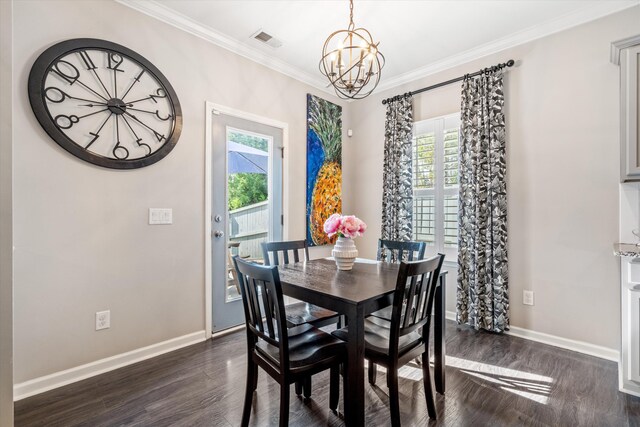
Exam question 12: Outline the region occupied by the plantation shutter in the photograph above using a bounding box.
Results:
[412,113,460,259]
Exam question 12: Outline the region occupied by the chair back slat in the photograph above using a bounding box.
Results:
[259,280,277,339]
[377,239,427,263]
[245,276,263,333]
[262,240,310,266]
[389,254,445,357]
[233,256,289,356]
[403,275,419,329]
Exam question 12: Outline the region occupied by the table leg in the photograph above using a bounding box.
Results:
[434,274,446,394]
[344,305,365,427]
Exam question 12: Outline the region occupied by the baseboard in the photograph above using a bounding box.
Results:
[445,311,619,362]
[13,330,207,401]
[620,384,640,398]
[211,324,245,339]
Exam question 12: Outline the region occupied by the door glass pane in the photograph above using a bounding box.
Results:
[226,129,270,302]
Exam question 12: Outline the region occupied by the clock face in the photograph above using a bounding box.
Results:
[28,39,182,169]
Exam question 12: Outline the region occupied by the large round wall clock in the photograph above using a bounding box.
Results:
[28,38,182,169]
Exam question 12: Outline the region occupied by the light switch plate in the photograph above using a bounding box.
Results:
[149,208,172,225]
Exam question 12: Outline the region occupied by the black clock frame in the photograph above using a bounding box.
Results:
[28,38,183,169]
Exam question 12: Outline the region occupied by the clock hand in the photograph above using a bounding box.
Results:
[50,60,108,102]
[127,88,167,105]
[52,70,110,102]
[89,69,111,99]
[107,53,125,98]
[77,51,112,99]
[44,87,107,106]
[118,108,166,142]
[77,108,109,119]
[112,115,130,160]
[120,69,145,101]
[54,108,109,130]
[111,104,164,138]
[86,112,113,149]
[121,115,152,156]
[126,106,172,121]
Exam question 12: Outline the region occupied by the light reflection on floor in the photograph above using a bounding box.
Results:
[449,356,553,404]
[373,355,553,405]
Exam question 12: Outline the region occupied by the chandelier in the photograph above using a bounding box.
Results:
[319,0,385,100]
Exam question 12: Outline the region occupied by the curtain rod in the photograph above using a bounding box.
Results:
[381,59,515,105]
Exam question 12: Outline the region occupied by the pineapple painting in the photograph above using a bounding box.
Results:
[306,94,342,246]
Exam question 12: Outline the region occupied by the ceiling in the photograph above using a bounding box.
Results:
[120,0,639,94]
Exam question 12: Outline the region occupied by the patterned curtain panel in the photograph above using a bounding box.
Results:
[380,96,413,261]
[456,69,509,333]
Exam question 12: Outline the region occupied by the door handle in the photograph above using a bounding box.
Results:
[213,230,224,238]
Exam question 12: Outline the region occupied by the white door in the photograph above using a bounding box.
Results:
[210,111,283,333]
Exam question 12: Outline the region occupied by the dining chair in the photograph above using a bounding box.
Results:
[332,254,445,426]
[262,240,341,329]
[370,239,427,321]
[233,256,346,427]
[377,239,427,263]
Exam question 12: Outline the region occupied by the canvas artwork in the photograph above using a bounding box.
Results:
[306,94,342,246]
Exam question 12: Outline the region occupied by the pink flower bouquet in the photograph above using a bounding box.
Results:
[323,214,367,239]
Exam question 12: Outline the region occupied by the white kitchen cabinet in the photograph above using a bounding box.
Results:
[613,36,640,182]
[618,254,640,396]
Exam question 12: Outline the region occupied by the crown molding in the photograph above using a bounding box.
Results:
[116,0,638,96]
[115,0,332,93]
[376,1,639,93]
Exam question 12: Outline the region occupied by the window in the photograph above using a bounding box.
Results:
[412,113,460,259]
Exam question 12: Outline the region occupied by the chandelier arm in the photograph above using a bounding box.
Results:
[336,61,364,84]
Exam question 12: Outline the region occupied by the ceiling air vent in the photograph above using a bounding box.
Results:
[251,29,283,48]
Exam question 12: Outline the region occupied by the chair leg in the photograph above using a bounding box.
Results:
[388,367,401,427]
[279,383,290,427]
[422,351,437,419]
[241,359,256,427]
[251,361,258,392]
[368,361,377,385]
[303,376,312,399]
[295,381,302,396]
[330,365,339,411]
[342,362,349,413]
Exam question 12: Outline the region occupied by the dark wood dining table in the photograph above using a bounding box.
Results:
[277,258,448,427]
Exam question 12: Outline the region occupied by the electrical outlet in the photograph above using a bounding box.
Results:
[96,310,110,330]
[523,290,534,306]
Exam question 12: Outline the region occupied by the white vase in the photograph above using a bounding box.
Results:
[332,236,358,271]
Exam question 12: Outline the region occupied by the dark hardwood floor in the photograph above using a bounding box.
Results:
[15,321,640,426]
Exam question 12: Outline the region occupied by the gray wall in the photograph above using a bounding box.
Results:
[347,6,640,350]
[0,0,14,423]
[11,0,638,392]
[12,0,345,384]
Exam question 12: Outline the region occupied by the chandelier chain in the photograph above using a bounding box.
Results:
[349,0,354,30]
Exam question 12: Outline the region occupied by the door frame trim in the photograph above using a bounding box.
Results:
[204,101,289,337]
